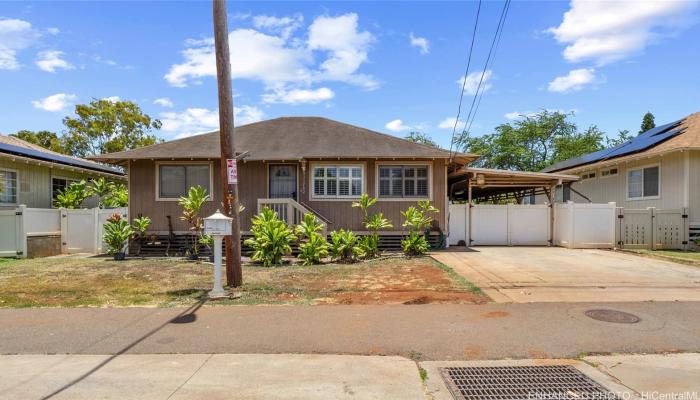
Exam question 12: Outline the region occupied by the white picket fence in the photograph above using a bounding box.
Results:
[0,205,127,257]
[615,207,688,250]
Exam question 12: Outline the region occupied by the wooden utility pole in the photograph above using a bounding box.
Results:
[213,0,242,287]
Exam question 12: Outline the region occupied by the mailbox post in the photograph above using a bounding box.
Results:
[203,210,233,298]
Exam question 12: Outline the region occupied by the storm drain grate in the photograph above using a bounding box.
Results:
[439,365,615,400]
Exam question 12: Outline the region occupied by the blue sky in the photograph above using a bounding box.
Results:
[1,1,699,149]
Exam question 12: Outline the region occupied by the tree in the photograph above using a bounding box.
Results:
[405,131,438,147]
[11,130,66,153]
[61,99,162,157]
[606,129,633,148]
[640,112,655,134]
[459,110,605,171]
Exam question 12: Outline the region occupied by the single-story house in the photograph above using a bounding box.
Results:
[540,111,700,239]
[0,135,125,209]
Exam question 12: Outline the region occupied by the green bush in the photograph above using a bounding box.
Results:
[131,216,151,256]
[245,207,296,267]
[295,214,328,266]
[53,180,91,209]
[178,186,210,256]
[329,229,364,263]
[103,214,135,256]
[352,194,392,258]
[401,200,439,256]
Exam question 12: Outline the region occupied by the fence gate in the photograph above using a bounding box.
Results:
[470,204,550,246]
[0,210,22,257]
[61,209,97,253]
[617,208,688,250]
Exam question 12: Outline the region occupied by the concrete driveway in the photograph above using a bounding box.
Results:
[432,247,700,303]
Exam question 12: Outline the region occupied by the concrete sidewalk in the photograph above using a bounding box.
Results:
[1,302,698,360]
[1,353,698,400]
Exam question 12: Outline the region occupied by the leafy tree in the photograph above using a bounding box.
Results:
[606,129,633,148]
[640,112,655,134]
[405,131,438,147]
[11,130,66,153]
[460,110,605,171]
[62,99,162,157]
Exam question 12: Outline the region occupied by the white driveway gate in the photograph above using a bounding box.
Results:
[470,204,550,246]
[0,210,22,257]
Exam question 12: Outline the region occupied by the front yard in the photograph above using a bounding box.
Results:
[0,256,486,308]
[622,249,700,267]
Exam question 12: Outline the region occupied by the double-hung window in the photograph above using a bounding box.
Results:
[627,165,659,199]
[0,169,17,205]
[378,165,429,198]
[312,165,363,198]
[157,163,212,200]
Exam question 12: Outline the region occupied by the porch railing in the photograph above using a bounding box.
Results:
[257,198,329,235]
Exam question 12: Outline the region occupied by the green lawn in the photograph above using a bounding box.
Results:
[0,255,486,308]
[624,249,700,267]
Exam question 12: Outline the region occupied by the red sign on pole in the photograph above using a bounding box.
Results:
[226,159,237,184]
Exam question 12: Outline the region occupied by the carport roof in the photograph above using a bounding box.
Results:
[448,167,579,201]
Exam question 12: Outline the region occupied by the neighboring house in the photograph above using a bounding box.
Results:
[91,117,478,238]
[0,135,125,209]
[541,111,700,237]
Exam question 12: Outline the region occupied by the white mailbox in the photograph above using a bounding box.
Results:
[204,210,233,236]
[202,210,233,298]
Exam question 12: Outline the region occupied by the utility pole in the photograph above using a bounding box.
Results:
[213,0,242,287]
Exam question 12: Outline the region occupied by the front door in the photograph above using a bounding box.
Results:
[269,164,297,199]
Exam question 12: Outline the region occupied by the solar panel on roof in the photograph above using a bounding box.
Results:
[542,119,684,172]
[0,142,123,175]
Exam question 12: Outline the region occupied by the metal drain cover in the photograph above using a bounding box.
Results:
[585,309,640,324]
[439,365,615,400]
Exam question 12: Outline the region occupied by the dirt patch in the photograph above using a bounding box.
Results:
[527,349,550,359]
[481,310,510,318]
[463,345,483,359]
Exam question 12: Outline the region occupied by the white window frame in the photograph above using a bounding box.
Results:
[310,162,365,200]
[600,167,618,178]
[155,161,214,202]
[626,163,661,201]
[51,176,79,206]
[580,171,596,181]
[375,161,432,201]
[0,167,18,206]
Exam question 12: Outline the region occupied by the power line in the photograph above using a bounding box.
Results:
[458,0,512,152]
[448,0,482,163]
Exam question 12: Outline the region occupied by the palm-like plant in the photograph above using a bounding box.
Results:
[401,201,439,256]
[245,207,296,267]
[351,194,392,258]
[329,229,364,263]
[178,186,210,256]
[131,216,151,256]
[298,233,329,265]
[295,213,325,238]
[104,183,128,208]
[90,177,115,208]
[103,217,135,259]
[53,180,90,209]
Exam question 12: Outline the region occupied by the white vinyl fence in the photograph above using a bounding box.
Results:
[616,207,688,250]
[553,202,616,249]
[0,205,127,257]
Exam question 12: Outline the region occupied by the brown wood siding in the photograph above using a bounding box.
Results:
[129,158,448,233]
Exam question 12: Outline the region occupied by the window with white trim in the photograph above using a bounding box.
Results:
[580,171,596,180]
[628,165,659,199]
[158,164,211,199]
[600,167,618,177]
[312,165,363,198]
[0,169,18,204]
[378,165,429,198]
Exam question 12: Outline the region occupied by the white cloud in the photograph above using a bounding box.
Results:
[549,0,697,65]
[0,18,37,70]
[36,50,73,73]
[456,70,493,95]
[252,14,303,39]
[385,119,412,132]
[31,93,76,112]
[262,87,334,104]
[103,96,120,102]
[409,32,429,54]
[438,117,464,129]
[46,27,60,35]
[547,68,599,93]
[165,13,378,94]
[154,97,174,107]
[160,106,265,138]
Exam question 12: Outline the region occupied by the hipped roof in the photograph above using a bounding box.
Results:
[90,117,477,165]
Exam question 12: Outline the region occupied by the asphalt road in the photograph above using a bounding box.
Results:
[1,302,698,360]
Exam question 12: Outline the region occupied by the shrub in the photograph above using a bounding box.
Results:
[178,185,210,256]
[329,229,364,263]
[401,200,439,256]
[131,216,151,256]
[53,180,91,209]
[352,194,392,258]
[295,213,328,266]
[90,177,115,208]
[104,183,128,208]
[245,207,296,267]
[103,217,135,258]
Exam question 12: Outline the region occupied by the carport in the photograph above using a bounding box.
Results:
[447,167,580,246]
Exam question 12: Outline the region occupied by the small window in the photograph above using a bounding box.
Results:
[601,167,618,177]
[312,165,363,198]
[378,165,429,198]
[628,165,659,199]
[580,171,596,181]
[158,164,211,199]
[52,177,78,203]
[0,169,17,204]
